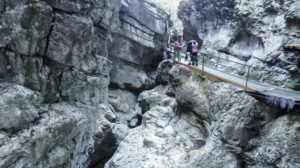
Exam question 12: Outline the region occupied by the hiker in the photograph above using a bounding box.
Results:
[163,47,172,60]
[191,41,199,66]
[173,42,182,61]
[186,40,193,62]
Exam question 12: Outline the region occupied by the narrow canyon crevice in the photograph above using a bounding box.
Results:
[0,0,299,168]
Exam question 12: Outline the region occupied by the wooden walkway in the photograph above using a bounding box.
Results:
[175,60,300,108]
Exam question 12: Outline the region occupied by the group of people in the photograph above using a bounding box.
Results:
[173,40,199,66]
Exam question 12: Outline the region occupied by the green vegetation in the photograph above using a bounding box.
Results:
[32,3,38,8]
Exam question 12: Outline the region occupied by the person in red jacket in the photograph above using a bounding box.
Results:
[174,42,182,61]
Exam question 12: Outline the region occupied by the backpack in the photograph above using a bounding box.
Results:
[187,41,193,52]
[192,42,198,53]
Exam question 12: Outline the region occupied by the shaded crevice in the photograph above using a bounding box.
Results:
[0,47,16,53]
[0,1,5,13]
[109,82,143,96]
[88,130,118,168]
[51,7,78,15]
[236,153,247,168]
[43,12,55,57]
[128,114,142,128]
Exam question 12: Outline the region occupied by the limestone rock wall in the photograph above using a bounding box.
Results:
[108,0,170,92]
[0,0,170,167]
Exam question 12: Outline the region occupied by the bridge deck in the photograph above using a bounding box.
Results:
[175,60,300,106]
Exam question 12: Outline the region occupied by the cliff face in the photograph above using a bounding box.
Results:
[108,0,169,92]
[178,0,300,90]
[106,60,300,168]
[0,0,169,167]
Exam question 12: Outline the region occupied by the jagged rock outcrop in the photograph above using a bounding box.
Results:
[178,0,300,90]
[0,82,118,167]
[105,61,300,168]
[0,0,169,167]
[0,0,114,104]
[0,83,42,130]
[243,115,300,168]
[105,85,205,167]
[156,59,175,85]
[0,1,53,56]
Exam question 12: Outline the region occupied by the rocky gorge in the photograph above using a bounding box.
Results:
[106,60,300,168]
[0,0,299,168]
[0,0,169,167]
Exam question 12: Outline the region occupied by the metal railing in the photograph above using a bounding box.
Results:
[176,52,300,91]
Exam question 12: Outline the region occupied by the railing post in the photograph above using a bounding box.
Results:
[245,66,251,91]
[202,54,205,75]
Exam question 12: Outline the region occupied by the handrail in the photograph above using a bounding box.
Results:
[188,52,300,78]
[182,52,300,87]
[205,59,300,86]
[201,53,249,67]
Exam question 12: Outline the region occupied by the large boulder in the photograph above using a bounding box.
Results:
[168,65,211,123]
[105,85,206,168]
[0,83,42,129]
[156,59,175,85]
